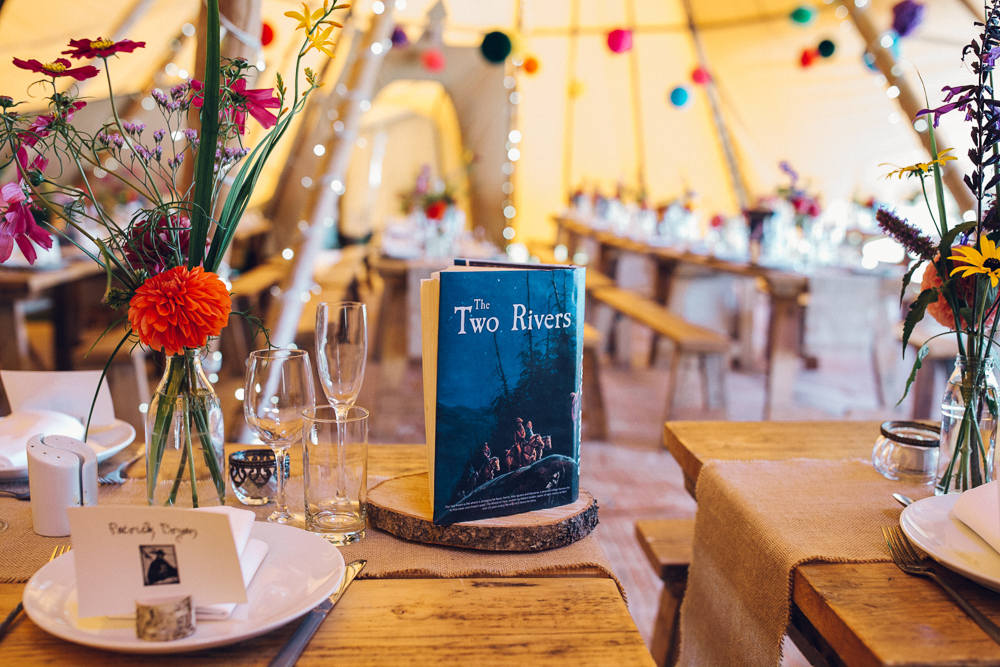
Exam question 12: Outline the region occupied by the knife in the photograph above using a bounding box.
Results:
[268,558,366,667]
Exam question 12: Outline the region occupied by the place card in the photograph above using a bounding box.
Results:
[67,506,247,618]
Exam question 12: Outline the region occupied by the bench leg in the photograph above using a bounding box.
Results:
[651,577,688,667]
[664,350,683,420]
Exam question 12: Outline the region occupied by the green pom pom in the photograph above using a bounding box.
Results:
[790,6,816,24]
[480,31,512,64]
[818,39,836,57]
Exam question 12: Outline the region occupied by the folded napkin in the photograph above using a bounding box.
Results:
[0,409,85,469]
[952,481,1000,554]
[192,506,269,621]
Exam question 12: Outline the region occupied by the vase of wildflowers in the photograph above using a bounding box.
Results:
[0,0,347,505]
[878,2,1000,494]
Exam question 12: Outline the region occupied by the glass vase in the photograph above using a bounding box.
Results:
[937,354,999,495]
[145,348,226,506]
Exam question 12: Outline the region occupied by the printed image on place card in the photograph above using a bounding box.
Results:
[67,506,245,618]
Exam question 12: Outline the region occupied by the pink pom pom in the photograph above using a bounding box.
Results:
[606,29,632,54]
[421,48,445,72]
[691,67,711,85]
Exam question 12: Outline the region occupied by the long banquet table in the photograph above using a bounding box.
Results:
[664,420,1000,667]
[554,215,817,418]
[1,444,654,666]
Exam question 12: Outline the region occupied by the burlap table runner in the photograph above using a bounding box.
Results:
[677,458,932,667]
[0,476,619,596]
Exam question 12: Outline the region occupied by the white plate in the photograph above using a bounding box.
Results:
[22,522,346,653]
[900,494,1000,592]
[0,419,136,481]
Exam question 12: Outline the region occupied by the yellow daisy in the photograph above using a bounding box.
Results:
[951,236,1000,287]
[881,148,957,180]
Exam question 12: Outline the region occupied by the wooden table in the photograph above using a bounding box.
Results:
[0,258,105,372]
[555,216,817,418]
[664,420,1000,667]
[1,444,654,666]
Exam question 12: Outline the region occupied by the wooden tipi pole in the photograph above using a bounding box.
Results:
[265,8,396,348]
[847,5,977,214]
[680,0,750,210]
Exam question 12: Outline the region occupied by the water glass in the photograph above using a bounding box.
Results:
[872,420,939,483]
[302,405,368,545]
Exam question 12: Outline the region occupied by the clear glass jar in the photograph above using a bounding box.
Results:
[872,421,939,483]
[145,349,226,507]
[938,355,998,494]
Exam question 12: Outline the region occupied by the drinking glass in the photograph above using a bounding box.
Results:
[303,405,368,545]
[315,302,368,416]
[244,349,315,523]
[316,302,368,508]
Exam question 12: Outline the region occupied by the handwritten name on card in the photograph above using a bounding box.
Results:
[67,506,247,618]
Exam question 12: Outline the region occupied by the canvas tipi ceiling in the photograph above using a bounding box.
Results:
[0,0,981,245]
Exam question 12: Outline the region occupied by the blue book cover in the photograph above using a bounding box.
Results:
[422,262,585,525]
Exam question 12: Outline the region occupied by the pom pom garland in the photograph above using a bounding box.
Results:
[421,48,446,72]
[669,86,690,107]
[607,29,632,54]
[480,31,512,63]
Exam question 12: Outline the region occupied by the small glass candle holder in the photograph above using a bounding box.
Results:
[872,421,940,484]
[229,449,288,506]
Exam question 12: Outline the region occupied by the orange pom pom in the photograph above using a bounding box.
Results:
[128,266,232,356]
[523,56,539,74]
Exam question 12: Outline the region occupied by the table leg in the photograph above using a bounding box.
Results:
[649,259,678,367]
[0,300,30,371]
[765,284,807,419]
[52,282,84,371]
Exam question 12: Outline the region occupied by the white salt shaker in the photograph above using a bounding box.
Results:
[26,434,98,536]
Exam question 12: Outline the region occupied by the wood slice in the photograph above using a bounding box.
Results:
[368,472,598,552]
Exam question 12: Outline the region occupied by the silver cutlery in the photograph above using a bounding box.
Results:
[892,493,913,508]
[98,451,144,485]
[0,545,69,643]
[0,489,29,501]
[883,525,1000,644]
[268,558,366,667]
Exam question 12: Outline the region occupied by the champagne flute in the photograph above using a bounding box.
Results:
[244,349,315,523]
[315,302,368,415]
[315,302,368,503]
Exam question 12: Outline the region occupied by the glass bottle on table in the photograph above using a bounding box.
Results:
[244,349,315,523]
[315,302,368,509]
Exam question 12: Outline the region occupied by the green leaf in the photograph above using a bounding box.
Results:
[940,220,977,250]
[187,0,221,269]
[897,343,930,406]
[927,122,951,238]
[902,288,938,354]
[900,260,924,305]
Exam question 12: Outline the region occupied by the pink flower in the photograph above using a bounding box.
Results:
[123,214,192,275]
[191,78,280,134]
[12,57,99,81]
[0,181,52,264]
[62,37,145,60]
[22,101,86,147]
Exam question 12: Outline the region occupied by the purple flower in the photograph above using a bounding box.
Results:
[986,46,1000,69]
[153,129,165,143]
[183,128,197,141]
[891,0,924,38]
[167,154,184,169]
[876,208,936,260]
[151,90,168,106]
[122,121,145,137]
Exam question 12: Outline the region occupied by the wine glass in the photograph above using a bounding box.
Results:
[315,302,368,505]
[244,349,315,524]
[315,302,368,416]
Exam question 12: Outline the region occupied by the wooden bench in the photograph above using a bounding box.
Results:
[590,285,730,418]
[635,518,696,667]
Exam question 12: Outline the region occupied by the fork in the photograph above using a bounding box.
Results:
[98,451,144,485]
[0,545,70,642]
[883,525,1000,643]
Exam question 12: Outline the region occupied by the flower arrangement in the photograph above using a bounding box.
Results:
[876,1,1000,494]
[775,161,822,224]
[0,0,348,505]
[399,164,458,220]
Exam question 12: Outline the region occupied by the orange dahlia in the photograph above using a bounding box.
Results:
[128,266,231,355]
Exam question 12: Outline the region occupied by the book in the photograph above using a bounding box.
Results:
[421,259,585,525]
